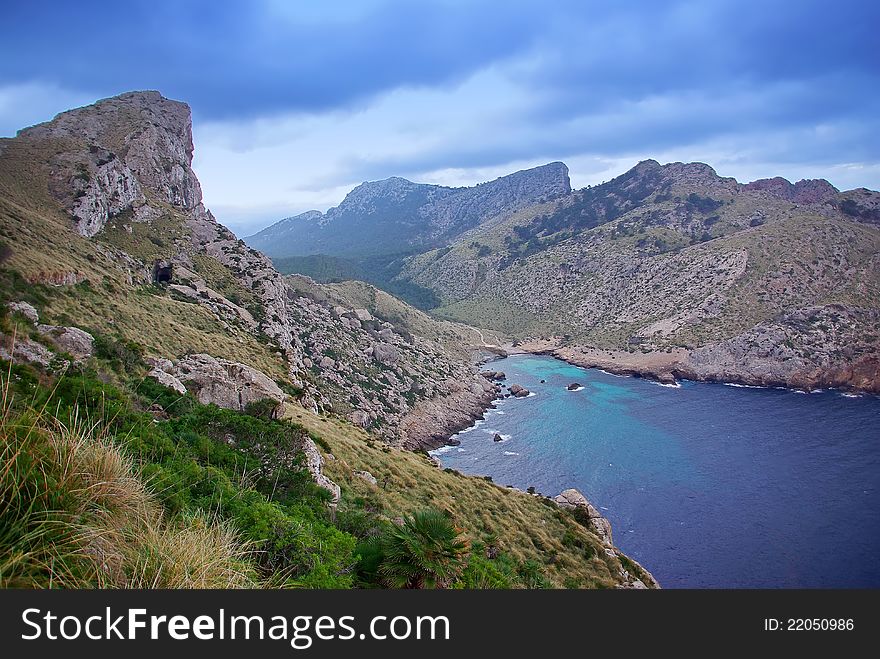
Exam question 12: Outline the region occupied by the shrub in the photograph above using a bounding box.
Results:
[376,509,470,589]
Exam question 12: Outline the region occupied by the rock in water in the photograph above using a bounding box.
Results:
[508,384,530,397]
[567,382,582,391]
[493,433,503,442]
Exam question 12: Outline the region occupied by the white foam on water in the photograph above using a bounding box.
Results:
[430,445,454,455]
[723,382,765,389]
[503,451,519,456]
[652,382,680,389]
[567,386,586,392]
[840,393,862,399]
[526,391,537,397]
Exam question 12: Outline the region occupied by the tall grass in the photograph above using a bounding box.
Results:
[0,366,260,588]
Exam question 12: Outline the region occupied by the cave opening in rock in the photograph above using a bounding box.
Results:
[153,260,173,284]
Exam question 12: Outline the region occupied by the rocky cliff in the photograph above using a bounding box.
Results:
[0,91,493,445]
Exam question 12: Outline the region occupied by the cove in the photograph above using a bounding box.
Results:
[432,354,880,588]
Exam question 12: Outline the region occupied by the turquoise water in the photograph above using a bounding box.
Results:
[432,355,880,588]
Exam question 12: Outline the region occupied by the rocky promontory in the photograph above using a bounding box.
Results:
[552,488,658,589]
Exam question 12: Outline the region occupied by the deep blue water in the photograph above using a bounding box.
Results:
[432,355,880,588]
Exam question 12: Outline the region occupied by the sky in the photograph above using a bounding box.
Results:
[1,0,878,236]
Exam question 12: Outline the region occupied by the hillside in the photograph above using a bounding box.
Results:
[0,91,653,589]
[397,160,880,392]
[0,91,497,445]
[246,162,571,259]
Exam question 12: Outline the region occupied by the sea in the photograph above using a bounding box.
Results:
[431,354,880,588]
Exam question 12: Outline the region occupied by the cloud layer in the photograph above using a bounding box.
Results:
[1,0,877,235]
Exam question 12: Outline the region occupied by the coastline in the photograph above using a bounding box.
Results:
[509,338,880,395]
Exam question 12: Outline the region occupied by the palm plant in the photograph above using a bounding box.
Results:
[379,509,469,589]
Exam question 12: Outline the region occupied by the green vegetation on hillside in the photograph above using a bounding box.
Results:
[0,313,635,588]
[274,252,442,310]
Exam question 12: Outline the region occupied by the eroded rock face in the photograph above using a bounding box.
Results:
[0,335,55,367]
[20,91,202,237]
[553,488,614,547]
[145,360,187,395]
[6,301,39,323]
[742,177,838,205]
[299,436,341,504]
[682,304,880,393]
[165,353,285,411]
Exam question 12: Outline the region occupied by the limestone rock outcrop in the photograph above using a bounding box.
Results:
[36,325,94,360]
[148,353,285,411]
[553,488,614,547]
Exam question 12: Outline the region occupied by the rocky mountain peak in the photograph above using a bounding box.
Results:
[743,176,838,205]
[489,161,572,196]
[17,91,203,236]
[660,161,730,187]
[340,176,425,207]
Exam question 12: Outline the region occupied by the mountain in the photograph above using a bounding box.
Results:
[246,162,571,258]
[0,91,653,589]
[396,159,880,392]
[0,90,504,444]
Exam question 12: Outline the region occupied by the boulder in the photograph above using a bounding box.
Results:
[354,308,373,322]
[7,301,39,323]
[373,342,400,365]
[493,433,503,442]
[508,384,530,398]
[36,325,94,360]
[567,382,582,391]
[348,410,370,428]
[446,437,461,447]
[174,353,285,411]
[378,328,396,340]
[0,335,55,367]
[319,356,336,370]
[354,470,378,486]
[146,367,187,395]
